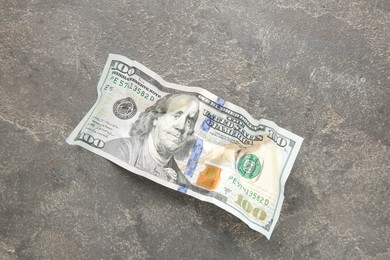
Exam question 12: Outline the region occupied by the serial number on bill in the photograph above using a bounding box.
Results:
[105,76,155,101]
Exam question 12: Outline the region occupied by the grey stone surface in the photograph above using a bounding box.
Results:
[1,0,389,259]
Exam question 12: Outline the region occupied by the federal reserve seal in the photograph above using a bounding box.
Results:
[237,153,262,179]
[113,97,137,120]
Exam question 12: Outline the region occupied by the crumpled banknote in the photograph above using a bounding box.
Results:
[67,54,303,239]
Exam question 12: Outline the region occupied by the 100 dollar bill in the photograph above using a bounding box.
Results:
[66,54,303,239]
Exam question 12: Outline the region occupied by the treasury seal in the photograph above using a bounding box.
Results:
[113,97,137,120]
[237,153,262,179]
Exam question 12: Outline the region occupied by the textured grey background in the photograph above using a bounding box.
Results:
[1,0,389,259]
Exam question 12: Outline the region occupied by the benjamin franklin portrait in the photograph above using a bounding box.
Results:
[103,93,199,185]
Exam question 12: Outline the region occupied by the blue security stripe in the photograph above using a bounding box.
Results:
[177,184,188,193]
[199,96,226,132]
[185,97,225,179]
[200,115,214,132]
[184,137,203,177]
[216,96,226,107]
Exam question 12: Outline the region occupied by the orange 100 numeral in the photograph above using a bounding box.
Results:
[235,194,267,221]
